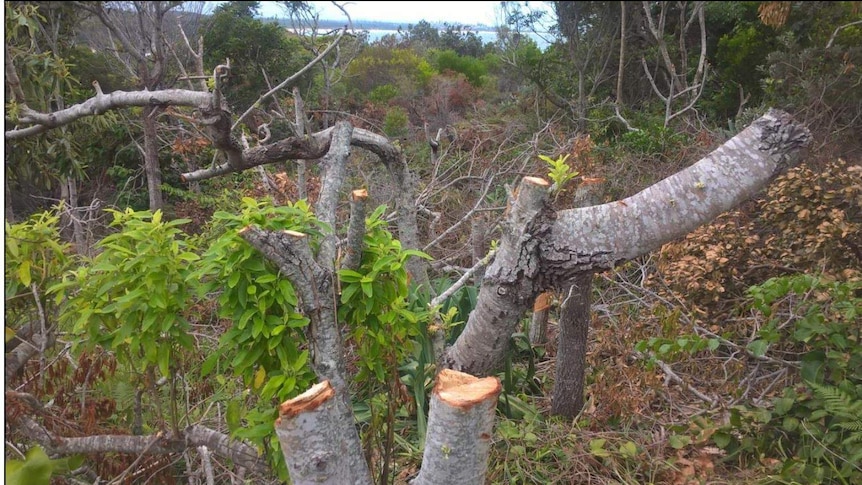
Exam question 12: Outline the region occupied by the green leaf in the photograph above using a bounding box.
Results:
[6,446,54,485]
[340,283,359,304]
[712,431,732,449]
[801,350,826,383]
[157,344,170,377]
[747,340,768,357]
[588,438,611,457]
[292,350,309,371]
[669,434,691,449]
[201,350,221,377]
[226,401,241,432]
[259,374,286,399]
[17,260,32,287]
[618,440,638,458]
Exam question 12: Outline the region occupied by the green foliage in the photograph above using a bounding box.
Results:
[203,2,312,110]
[716,274,862,484]
[52,209,198,378]
[382,106,410,139]
[541,153,579,195]
[5,447,83,485]
[432,49,488,87]
[368,84,399,104]
[617,120,691,161]
[5,210,70,318]
[347,46,435,102]
[196,197,322,401]
[338,205,431,386]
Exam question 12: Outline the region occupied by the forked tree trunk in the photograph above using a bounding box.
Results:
[445,109,811,376]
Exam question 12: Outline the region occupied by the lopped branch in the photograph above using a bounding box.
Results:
[343,189,368,272]
[445,109,810,376]
[8,413,269,476]
[275,381,372,485]
[411,369,501,485]
[238,226,370,481]
[5,330,55,386]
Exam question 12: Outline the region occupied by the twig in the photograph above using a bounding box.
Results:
[430,249,497,309]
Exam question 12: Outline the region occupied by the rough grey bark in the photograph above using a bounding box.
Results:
[551,273,593,417]
[275,381,371,485]
[411,370,501,485]
[5,330,55,386]
[143,106,164,211]
[446,109,811,376]
[316,121,353,268]
[471,213,489,286]
[5,175,15,222]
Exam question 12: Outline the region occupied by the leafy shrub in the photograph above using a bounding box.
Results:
[714,274,862,484]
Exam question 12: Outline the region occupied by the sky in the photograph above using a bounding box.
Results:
[255,1,552,27]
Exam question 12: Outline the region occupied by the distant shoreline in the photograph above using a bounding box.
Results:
[262,16,499,33]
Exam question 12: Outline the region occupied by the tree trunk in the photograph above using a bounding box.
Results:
[411,369,501,485]
[5,175,14,223]
[275,381,371,485]
[445,109,810,376]
[143,106,164,211]
[551,273,592,417]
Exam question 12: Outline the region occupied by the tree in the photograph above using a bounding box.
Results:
[5,3,813,481]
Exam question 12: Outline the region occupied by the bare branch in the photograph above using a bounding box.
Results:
[6,88,211,140]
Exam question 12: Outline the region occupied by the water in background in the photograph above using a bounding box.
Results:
[363,28,551,50]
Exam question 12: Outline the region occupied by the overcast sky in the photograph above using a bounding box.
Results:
[256,1,552,27]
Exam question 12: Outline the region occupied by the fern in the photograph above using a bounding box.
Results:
[808,381,862,420]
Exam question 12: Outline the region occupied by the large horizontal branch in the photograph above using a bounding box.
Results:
[445,109,811,376]
[5,87,212,140]
[9,414,269,477]
[539,109,812,287]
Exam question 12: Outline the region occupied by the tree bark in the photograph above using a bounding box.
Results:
[10,415,270,476]
[444,177,552,374]
[411,369,501,485]
[551,273,592,417]
[528,292,551,346]
[143,106,164,211]
[446,109,811,376]
[275,381,372,485]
